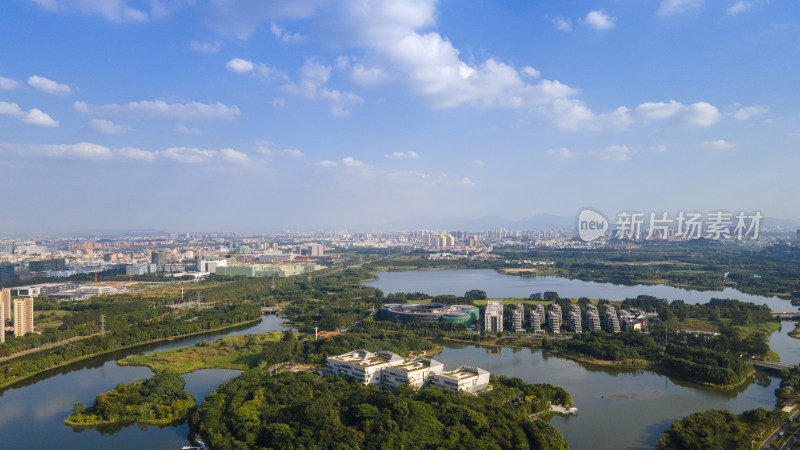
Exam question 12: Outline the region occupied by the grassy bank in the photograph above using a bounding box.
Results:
[119,330,286,374]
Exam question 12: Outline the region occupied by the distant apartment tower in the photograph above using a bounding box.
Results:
[530,304,546,334]
[484,301,504,332]
[1,288,10,322]
[307,243,324,257]
[0,300,4,343]
[548,304,562,334]
[568,304,582,333]
[151,251,167,265]
[14,297,34,337]
[512,303,525,333]
[0,264,14,282]
[603,304,621,333]
[585,304,602,332]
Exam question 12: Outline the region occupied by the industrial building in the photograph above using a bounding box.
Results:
[512,303,525,332]
[14,297,33,337]
[548,303,562,334]
[484,300,504,332]
[325,349,490,393]
[378,303,479,325]
[531,304,545,334]
[10,283,79,297]
[619,309,648,331]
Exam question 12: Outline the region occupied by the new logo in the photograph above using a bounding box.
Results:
[577,209,608,242]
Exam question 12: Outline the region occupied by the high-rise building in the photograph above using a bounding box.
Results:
[530,304,546,334]
[14,297,34,337]
[603,304,621,333]
[512,303,525,332]
[484,300,504,332]
[151,251,167,265]
[1,288,10,322]
[0,300,4,343]
[585,304,602,332]
[568,304,582,333]
[0,264,15,282]
[28,258,66,272]
[548,304,562,334]
[307,243,324,257]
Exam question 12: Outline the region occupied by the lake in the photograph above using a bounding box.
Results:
[363,269,794,311]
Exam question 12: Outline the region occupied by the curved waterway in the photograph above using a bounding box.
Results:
[0,315,288,450]
[362,269,794,311]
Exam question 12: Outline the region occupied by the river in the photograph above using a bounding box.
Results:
[0,315,288,450]
[362,269,794,311]
[1,270,798,449]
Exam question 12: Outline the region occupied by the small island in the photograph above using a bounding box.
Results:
[65,372,195,427]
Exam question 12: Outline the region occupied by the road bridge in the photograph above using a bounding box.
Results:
[772,311,800,320]
[751,360,794,373]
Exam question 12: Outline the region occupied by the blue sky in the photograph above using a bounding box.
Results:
[0,0,798,233]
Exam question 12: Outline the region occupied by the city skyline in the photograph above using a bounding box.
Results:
[1,1,799,233]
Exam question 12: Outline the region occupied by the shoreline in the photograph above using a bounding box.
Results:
[0,317,263,391]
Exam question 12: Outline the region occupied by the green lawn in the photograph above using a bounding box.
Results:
[118,331,286,374]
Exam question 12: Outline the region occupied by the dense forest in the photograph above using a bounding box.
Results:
[66,371,195,426]
[193,370,571,449]
[656,408,787,450]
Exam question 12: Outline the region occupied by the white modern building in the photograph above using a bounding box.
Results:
[326,350,490,393]
[382,358,445,390]
[484,300,504,332]
[512,303,525,333]
[548,304,562,334]
[325,349,405,386]
[198,259,228,274]
[431,365,491,393]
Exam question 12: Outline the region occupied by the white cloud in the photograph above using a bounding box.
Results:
[698,139,734,150]
[270,22,303,43]
[43,142,111,159]
[88,118,127,134]
[350,64,389,85]
[257,142,304,157]
[0,102,58,127]
[471,159,485,168]
[634,100,721,127]
[596,144,631,161]
[733,105,767,120]
[0,102,24,117]
[220,148,249,164]
[0,76,19,90]
[227,58,254,74]
[282,59,364,116]
[189,40,221,53]
[115,146,155,161]
[177,124,201,135]
[546,148,575,159]
[341,156,366,168]
[28,75,71,95]
[552,17,573,32]
[726,1,752,15]
[206,0,320,39]
[459,177,475,187]
[227,57,288,81]
[28,0,150,22]
[315,160,338,167]
[272,98,286,107]
[657,0,703,17]
[522,67,541,78]
[584,10,616,30]
[161,147,218,164]
[547,145,632,161]
[74,100,240,121]
[385,151,420,159]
